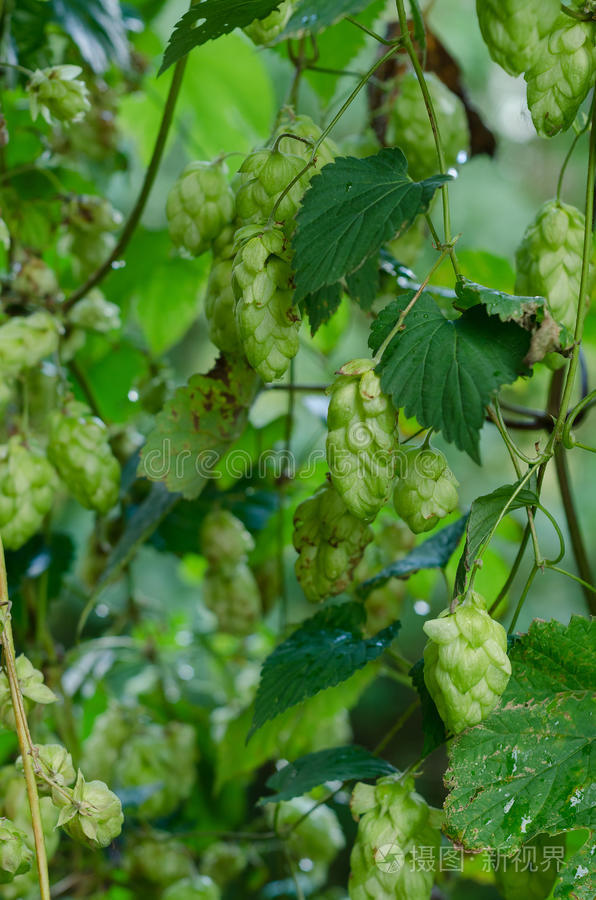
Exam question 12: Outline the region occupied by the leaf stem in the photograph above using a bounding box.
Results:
[546,563,596,594]
[508,563,538,634]
[556,117,590,202]
[345,16,399,45]
[373,698,419,756]
[488,524,531,616]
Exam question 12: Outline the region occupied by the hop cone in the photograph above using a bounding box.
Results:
[515,200,589,332]
[232,225,300,381]
[27,65,90,124]
[68,289,121,332]
[293,481,373,602]
[244,0,293,45]
[476,0,559,76]
[326,359,399,522]
[236,148,306,232]
[202,563,261,635]
[201,841,246,887]
[54,771,123,849]
[0,819,32,884]
[65,194,122,234]
[270,798,345,888]
[349,774,439,900]
[493,832,567,900]
[386,72,470,181]
[0,438,58,550]
[200,509,254,566]
[167,161,235,257]
[204,256,243,355]
[423,591,512,733]
[127,836,195,885]
[13,257,59,302]
[163,876,221,900]
[0,311,60,378]
[393,447,458,534]
[525,16,596,138]
[0,655,56,730]
[16,744,75,794]
[47,401,120,513]
[274,112,339,175]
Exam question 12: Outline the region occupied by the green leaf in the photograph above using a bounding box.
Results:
[553,829,595,899]
[455,278,545,325]
[159,0,282,74]
[345,255,379,311]
[444,617,596,855]
[282,0,376,36]
[302,283,343,335]
[250,602,400,735]
[409,659,446,757]
[357,516,467,599]
[51,0,130,73]
[369,292,531,463]
[258,745,396,805]
[293,150,448,302]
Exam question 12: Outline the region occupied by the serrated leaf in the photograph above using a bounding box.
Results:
[409,659,446,757]
[250,602,400,735]
[444,617,596,855]
[553,829,595,899]
[258,745,396,805]
[369,292,531,463]
[302,283,343,335]
[357,516,467,599]
[159,0,282,74]
[293,150,448,302]
[345,254,379,311]
[455,278,545,325]
[282,0,374,36]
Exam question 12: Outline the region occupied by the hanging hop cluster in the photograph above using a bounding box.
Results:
[349,773,440,900]
[0,311,60,378]
[244,0,294,45]
[326,359,399,522]
[236,147,306,234]
[27,65,90,125]
[52,770,123,850]
[393,446,459,534]
[200,509,261,635]
[0,437,58,550]
[293,481,373,602]
[476,0,559,76]
[167,160,235,257]
[423,591,512,733]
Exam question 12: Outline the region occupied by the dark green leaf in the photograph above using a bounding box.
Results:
[282,0,374,36]
[258,745,396,804]
[293,150,448,302]
[302,283,343,335]
[369,292,531,463]
[345,255,379,311]
[455,278,545,325]
[250,602,400,735]
[357,516,467,599]
[51,0,130,72]
[159,0,282,74]
[409,659,446,757]
[553,829,594,899]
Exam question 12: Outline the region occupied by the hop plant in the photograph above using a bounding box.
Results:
[326,359,399,522]
[423,591,512,733]
[244,0,293,45]
[269,798,345,888]
[525,16,596,138]
[493,832,567,900]
[232,225,300,381]
[236,147,306,232]
[293,481,373,602]
[67,289,121,332]
[476,0,559,76]
[0,311,60,378]
[0,819,32,884]
[163,875,221,900]
[0,438,58,550]
[27,65,90,124]
[53,770,123,849]
[202,563,261,635]
[166,160,235,257]
[204,256,243,355]
[127,836,195,885]
[0,655,56,730]
[274,112,339,174]
[47,401,120,513]
[349,773,440,900]
[200,510,254,566]
[386,72,470,181]
[393,446,459,534]
[16,744,75,794]
[515,200,589,333]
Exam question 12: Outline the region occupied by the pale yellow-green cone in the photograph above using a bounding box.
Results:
[423,591,512,733]
[0,438,58,550]
[326,359,399,522]
[53,770,123,849]
[525,16,596,138]
[244,0,293,45]
[0,655,56,730]
[16,743,75,794]
[515,200,590,333]
[236,148,305,233]
[0,311,60,378]
[67,289,121,333]
[476,0,559,76]
[162,876,221,900]
[0,819,33,884]
[349,774,440,900]
[200,509,254,567]
[493,832,567,900]
[393,447,458,534]
[202,563,261,635]
[166,160,235,257]
[232,225,300,381]
[293,481,373,602]
[27,65,90,124]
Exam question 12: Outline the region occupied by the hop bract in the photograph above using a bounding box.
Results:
[393,446,458,534]
[423,591,512,733]
[244,0,293,45]
[54,771,123,849]
[274,112,339,173]
[0,437,58,550]
[166,160,235,257]
[27,65,90,125]
[236,147,306,233]
[476,0,559,76]
[0,819,32,884]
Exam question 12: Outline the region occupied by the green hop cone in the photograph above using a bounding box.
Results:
[422,591,512,733]
[386,72,470,181]
[163,875,221,900]
[200,509,254,566]
[326,359,399,522]
[54,770,123,849]
[16,744,75,794]
[203,563,261,635]
[65,194,122,234]
[47,401,120,513]
[0,311,60,378]
[269,798,345,888]
[0,819,32,884]
[515,200,590,333]
[393,446,458,534]
[166,160,235,257]
[204,256,243,354]
[236,148,306,232]
[493,832,567,900]
[476,0,559,76]
[127,836,195,885]
[0,437,58,550]
[349,774,440,900]
[67,289,121,332]
[293,481,373,602]
[12,257,59,302]
[27,65,90,125]
[0,655,56,730]
[274,112,339,175]
[525,16,596,138]
[201,841,246,887]
[232,225,300,381]
[1,769,60,861]
[244,0,293,45]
